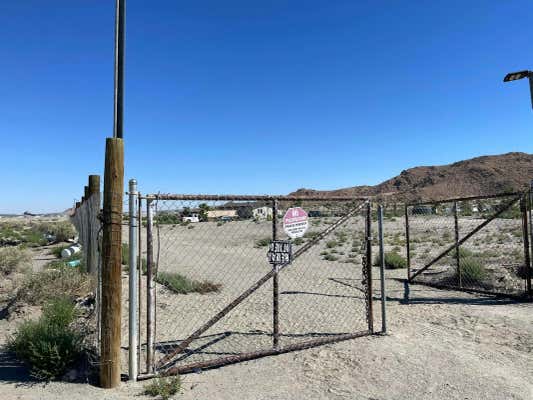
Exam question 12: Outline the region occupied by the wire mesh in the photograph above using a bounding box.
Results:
[136,196,373,374]
[406,193,530,298]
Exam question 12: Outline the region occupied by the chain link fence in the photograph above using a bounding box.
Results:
[406,192,532,299]
[126,194,382,377]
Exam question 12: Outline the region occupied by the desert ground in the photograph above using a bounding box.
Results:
[0,211,532,399]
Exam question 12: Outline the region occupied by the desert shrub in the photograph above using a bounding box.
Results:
[35,221,76,243]
[217,221,224,227]
[292,237,304,245]
[123,257,149,275]
[326,240,338,248]
[155,213,180,225]
[7,297,84,380]
[254,237,271,248]
[143,375,182,400]
[156,272,221,294]
[121,243,129,265]
[0,246,31,275]
[323,254,338,262]
[17,266,93,305]
[303,231,320,240]
[374,252,407,269]
[320,250,328,256]
[457,247,475,258]
[458,257,486,283]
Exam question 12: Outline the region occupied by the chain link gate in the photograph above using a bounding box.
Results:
[406,192,533,300]
[127,193,381,378]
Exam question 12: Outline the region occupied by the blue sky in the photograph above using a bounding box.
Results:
[1,1,532,213]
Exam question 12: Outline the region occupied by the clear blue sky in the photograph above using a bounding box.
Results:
[1,1,532,213]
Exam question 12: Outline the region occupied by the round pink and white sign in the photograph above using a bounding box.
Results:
[283,207,309,239]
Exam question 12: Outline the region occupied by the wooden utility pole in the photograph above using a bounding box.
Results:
[100,138,124,388]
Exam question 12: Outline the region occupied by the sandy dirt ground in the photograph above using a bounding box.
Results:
[1,267,531,399]
[0,214,532,399]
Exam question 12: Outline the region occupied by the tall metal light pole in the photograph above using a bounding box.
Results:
[113,0,126,139]
[503,69,533,298]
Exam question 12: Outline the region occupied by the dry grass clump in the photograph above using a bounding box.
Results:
[0,246,31,275]
[17,266,93,305]
[155,272,221,294]
[34,220,76,242]
[143,375,182,399]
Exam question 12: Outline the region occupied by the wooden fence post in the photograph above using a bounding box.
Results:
[87,175,101,275]
[100,138,124,388]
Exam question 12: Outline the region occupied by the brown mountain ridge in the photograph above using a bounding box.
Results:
[290,152,533,203]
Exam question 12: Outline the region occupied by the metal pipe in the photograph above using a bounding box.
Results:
[365,202,373,333]
[520,196,532,298]
[128,179,138,381]
[404,204,411,279]
[377,205,387,334]
[453,201,462,288]
[137,194,142,374]
[406,191,524,207]
[272,199,279,349]
[113,0,125,139]
[526,181,533,299]
[143,194,369,202]
[146,199,155,373]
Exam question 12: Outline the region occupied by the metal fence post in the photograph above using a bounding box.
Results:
[453,201,462,288]
[365,202,374,333]
[404,204,411,280]
[377,205,387,334]
[272,199,279,349]
[146,198,156,373]
[528,183,533,298]
[520,196,532,298]
[128,179,139,381]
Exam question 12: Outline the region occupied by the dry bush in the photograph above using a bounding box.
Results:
[0,247,31,275]
[17,266,93,305]
[34,220,76,243]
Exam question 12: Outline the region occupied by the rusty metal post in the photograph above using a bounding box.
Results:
[100,137,124,388]
[365,202,373,333]
[404,204,411,280]
[146,198,156,373]
[272,199,279,349]
[520,196,532,298]
[453,201,462,287]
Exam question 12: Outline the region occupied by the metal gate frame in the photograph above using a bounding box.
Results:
[405,192,533,300]
[126,191,386,380]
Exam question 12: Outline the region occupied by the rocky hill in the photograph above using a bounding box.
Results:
[290,152,533,203]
